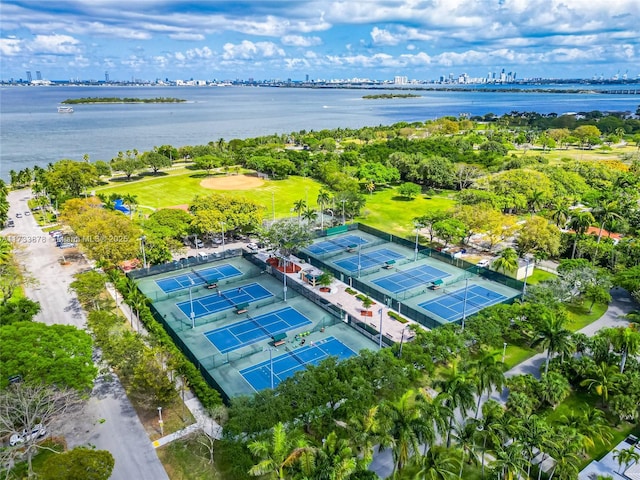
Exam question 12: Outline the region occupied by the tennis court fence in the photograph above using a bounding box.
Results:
[127,248,243,280]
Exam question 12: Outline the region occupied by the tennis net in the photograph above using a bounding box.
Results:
[191,268,208,284]
[394,267,436,289]
[286,347,306,366]
[218,289,235,306]
[441,288,488,310]
[247,314,272,337]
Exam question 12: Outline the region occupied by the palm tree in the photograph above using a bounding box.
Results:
[346,405,392,467]
[248,422,310,479]
[301,208,317,226]
[550,201,571,228]
[593,200,621,244]
[491,248,519,275]
[530,311,574,374]
[610,326,640,373]
[415,446,460,480]
[310,431,357,480]
[558,406,612,454]
[471,351,506,418]
[293,199,307,226]
[537,372,571,409]
[520,415,553,480]
[580,362,623,407]
[547,433,582,480]
[613,447,640,475]
[475,400,504,479]
[491,442,527,480]
[451,420,479,478]
[381,389,424,475]
[121,193,138,219]
[317,190,331,230]
[568,211,595,259]
[434,360,476,448]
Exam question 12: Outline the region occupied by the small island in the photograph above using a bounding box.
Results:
[61,97,187,104]
[362,93,421,99]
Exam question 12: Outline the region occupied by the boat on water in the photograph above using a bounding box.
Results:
[57,105,74,113]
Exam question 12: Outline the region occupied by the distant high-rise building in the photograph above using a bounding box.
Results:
[26,71,32,82]
[105,71,109,82]
[305,74,309,82]
[35,71,42,80]
[394,75,408,85]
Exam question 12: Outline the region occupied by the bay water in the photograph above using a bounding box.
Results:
[1,84,638,181]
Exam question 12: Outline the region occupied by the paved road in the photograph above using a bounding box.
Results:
[4,189,169,480]
[369,287,636,479]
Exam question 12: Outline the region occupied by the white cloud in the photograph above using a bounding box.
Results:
[0,37,23,56]
[67,22,151,40]
[29,34,80,55]
[222,40,285,60]
[370,27,400,46]
[169,32,205,41]
[281,35,322,47]
[185,46,213,59]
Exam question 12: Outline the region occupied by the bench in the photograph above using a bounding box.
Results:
[235,302,249,314]
[361,310,373,317]
[272,332,287,347]
[383,260,396,269]
[429,279,444,290]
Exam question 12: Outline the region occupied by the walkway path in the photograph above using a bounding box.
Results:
[4,189,169,480]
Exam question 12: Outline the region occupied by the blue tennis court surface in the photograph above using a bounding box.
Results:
[176,283,272,320]
[333,248,404,273]
[156,264,242,293]
[418,284,507,322]
[305,234,368,255]
[240,336,357,391]
[373,264,451,294]
[204,306,313,354]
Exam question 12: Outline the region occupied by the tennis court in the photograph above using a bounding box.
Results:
[305,234,368,255]
[239,336,357,391]
[176,283,272,320]
[156,264,242,293]
[373,264,451,294]
[204,306,313,354]
[333,248,405,273]
[418,284,507,322]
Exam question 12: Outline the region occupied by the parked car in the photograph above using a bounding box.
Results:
[246,242,259,251]
[24,211,31,216]
[193,239,204,249]
[9,424,46,446]
[477,259,492,268]
[7,219,14,227]
[15,213,22,218]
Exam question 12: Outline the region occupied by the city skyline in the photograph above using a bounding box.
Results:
[1,0,639,82]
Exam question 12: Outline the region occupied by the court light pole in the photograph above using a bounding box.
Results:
[461,278,469,331]
[189,278,195,329]
[378,308,383,349]
[413,222,421,262]
[341,199,347,225]
[139,235,147,268]
[282,257,288,302]
[521,257,531,300]
[357,243,362,278]
[398,326,408,358]
[502,342,507,363]
[157,406,164,436]
[220,221,225,253]
[263,347,277,389]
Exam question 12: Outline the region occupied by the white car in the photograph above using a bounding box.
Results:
[477,259,491,268]
[9,424,46,446]
[246,243,259,251]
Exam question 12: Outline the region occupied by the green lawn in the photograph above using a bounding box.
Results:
[356,187,456,236]
[526,268,557,285]
[95,172,324,218]
[566,302,608,331]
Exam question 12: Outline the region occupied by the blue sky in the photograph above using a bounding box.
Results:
[1,0,639,82]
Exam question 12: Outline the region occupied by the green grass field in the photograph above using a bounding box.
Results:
[356,187,456,236]
[95,171,324,218]
[526,268,557,285]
